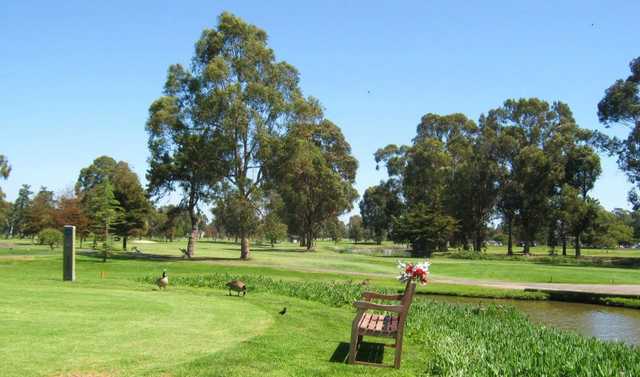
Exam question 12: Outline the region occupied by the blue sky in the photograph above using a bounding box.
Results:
[1,1,639,215]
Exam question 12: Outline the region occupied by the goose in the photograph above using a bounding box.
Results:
[156,270,168,289]
[226,280,246,296]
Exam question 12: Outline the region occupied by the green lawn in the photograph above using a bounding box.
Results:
[1,239,640,376]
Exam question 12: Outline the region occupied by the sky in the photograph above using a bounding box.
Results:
[1,1,639,216]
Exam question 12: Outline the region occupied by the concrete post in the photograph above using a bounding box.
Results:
[63,225,76,281]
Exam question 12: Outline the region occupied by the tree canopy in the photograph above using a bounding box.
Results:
[598,56,640,207]
[0,155,10,180]
[272,120,358,249]
[77,156,150,251]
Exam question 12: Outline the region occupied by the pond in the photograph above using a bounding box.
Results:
[419,294,640,346]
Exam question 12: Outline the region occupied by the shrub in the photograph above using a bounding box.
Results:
[38,228,63,250]
[138,272,382,307]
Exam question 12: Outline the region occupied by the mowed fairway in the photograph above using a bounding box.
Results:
[0,275,273,376]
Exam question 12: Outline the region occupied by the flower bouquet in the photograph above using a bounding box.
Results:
[397,260,430,285]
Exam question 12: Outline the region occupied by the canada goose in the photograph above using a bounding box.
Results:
[226,280,246,296]
[156,270,168,289]
[279,307,287,315]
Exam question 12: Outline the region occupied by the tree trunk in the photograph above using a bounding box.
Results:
[561,222,567,256]
[122,235,127,251]
[507,217,513,256]
[473,231,482,252]
[240,236,250,260]
[186,228,197,258]
[186,208,197,258]
[306,233,313,250]
[103,222,108,262]
[575,231,581,258]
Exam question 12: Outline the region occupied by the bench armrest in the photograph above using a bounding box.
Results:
[361,292,404,301]
[352,301,404,313]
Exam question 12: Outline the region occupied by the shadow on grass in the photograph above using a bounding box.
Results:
[217,246,313,254]
[78,250,241,262]
[329,341,385,365]
[437,250,640,270]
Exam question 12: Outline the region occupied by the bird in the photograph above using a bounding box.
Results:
[279,307,287,315]
[226,280,247,296]
[156,270,168,290]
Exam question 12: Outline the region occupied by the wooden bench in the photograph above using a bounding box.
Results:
[348,280,416,368]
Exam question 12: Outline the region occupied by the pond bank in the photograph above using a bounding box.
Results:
[427,276,640,309]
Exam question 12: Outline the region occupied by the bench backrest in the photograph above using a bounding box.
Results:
[398,281,416,324]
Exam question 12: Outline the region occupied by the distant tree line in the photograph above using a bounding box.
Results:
[358,55,640,257]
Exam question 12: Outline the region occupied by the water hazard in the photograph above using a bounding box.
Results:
[420,294,640,346]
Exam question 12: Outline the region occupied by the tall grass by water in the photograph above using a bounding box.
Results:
[409,302,640,376]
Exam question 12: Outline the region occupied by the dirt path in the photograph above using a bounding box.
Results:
[430,276,640,296]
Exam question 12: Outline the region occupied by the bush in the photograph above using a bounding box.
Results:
[138,272,381,307]
[38,228,63,250]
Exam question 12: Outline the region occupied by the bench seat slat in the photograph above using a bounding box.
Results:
[358,313,399,336]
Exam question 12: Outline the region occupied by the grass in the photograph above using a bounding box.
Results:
[130,238,640,285]
[1,283,272,376]
[409,301,640,376]
[1,239,640,375]
[603,297,640,309]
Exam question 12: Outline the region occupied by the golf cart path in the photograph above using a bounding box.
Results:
[430,276,640,296]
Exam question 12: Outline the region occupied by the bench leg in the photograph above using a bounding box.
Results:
[394,334,403,368]
[349,328,360,364]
